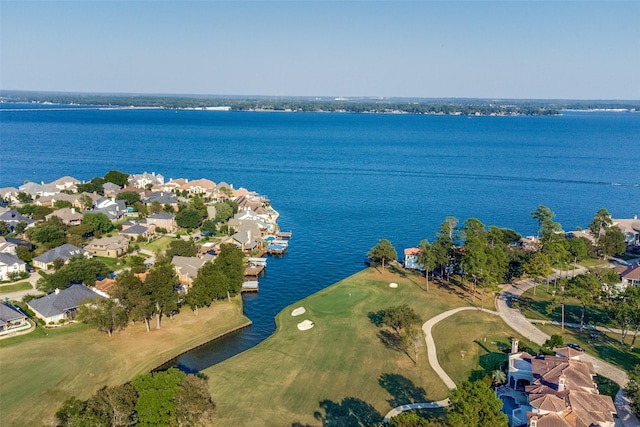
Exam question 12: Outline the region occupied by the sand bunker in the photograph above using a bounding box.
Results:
[389,282,398,288]
[297,320,314,331]
[291,307,306,316]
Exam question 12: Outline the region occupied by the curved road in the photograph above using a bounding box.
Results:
[386,274,638,426]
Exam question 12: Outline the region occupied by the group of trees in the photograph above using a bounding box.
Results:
[55,368,215,427]
[184,244,245,313]
[78,244,245,335]
[24,211,114,250]
[175,196,209,230]
[369,206,629,308]
[80,261,179,334]
[37,256,110,294]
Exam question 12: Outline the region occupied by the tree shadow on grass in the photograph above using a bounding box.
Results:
[313,397,382,427]
[368,310,385,327]
[377,329,403,352]
[378,373,427,408]
[468,340,508,382]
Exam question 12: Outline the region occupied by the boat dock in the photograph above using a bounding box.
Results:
[276,231,292,239]
[244,264,265,278]
[241,281,259,293]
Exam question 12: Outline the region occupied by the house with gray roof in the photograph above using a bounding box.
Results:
[28,284,104,324]
[102,182,121,197]
[84,235,129,258]
[33,244,91,270]
[45,207,83,226]
[92,198,126,220]
[143,191,179,209]
[0,302,29,335]
[120,224,150,240]
[0,253,26,281]
[147,212,177,233]
[0,209,35,232]
[172,254,215,286]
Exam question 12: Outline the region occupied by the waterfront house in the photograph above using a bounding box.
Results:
[0,302,29,336]
[146,212,177,233]
[0,209,35,233]
[180,178,216,196]
[0,187,20,204]
[612,216,640,250]
[504,339,615,427]
[45,207,83,226]
[0,253,26,280]
[403,248,424,271]
[48,176,80,191]
[84,235,129,258]
[33,244,91,270]
[128,172,164,189]
[28,284,104,324]
[18,181,57,197]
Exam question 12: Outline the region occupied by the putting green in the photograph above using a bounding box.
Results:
[306,285,371,315]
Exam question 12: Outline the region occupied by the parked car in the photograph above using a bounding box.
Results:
[567,343,584,352]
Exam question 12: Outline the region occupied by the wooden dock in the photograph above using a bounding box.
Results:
[244,265,265,278]
[276,231,292,239]
[241,281,259,293]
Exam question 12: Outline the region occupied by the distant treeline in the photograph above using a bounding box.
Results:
[2,90,639,116]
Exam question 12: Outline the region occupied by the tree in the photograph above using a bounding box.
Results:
[448,380,508,427]
[531,205,554,240]
[588,208,613,244]
[131,368,185,427]
[461,218,488,302]
[566,273,602,331]
[383,304,421,335]
[77,298,128,336]
[76,177,106,194]
[145,263,178,329]
[531,205,563,247]
[37,257,110,293]
[15,245,33,262]
[598,226,627,257]
[82,212,114,234]
[104,169,129,187]
[16,191,33,203]
[166,239,197,258]
[368,239,397,271]
[523,252,552,295]
[14,221,28,235]
[86,384,137,427]
[27,217,67,248]
[543,334,564,349]
[0,221,10,236]
[54,200,73,209]
[213,244,245,295]
[116,191,141,206]
[388,412,434,427]
[566,237,589,262]
[79,193,95,210]
[625,365,640,418]
[213,202,234,222]
[148,200,162,215]
[112,270,153,332]
[176,208,203,229]
[172,374,216,426]
[416,240,436,291]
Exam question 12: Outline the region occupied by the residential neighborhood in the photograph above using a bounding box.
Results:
[0,170,283,329]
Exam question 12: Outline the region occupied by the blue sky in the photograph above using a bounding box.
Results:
[1,1,639,100]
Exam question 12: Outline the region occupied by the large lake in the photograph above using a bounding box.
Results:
[1,105,639,370]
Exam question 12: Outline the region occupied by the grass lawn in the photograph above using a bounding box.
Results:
[0,298,250,427]
[535,323,640,372]
[94,256,125,270]
[517,287,612,328]
[140,235,174,253]
[433,310,538,385]
[0,281,33,294]
[577,258,609,268]
[204,268,477,427]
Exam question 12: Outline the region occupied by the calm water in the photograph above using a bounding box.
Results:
[2,105,639,371]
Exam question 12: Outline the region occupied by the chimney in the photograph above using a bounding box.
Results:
[54,288,60,295]
[558,374,566,391]
[511,338,519,354]
[71,208,75,214]
[634,214,638,220]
